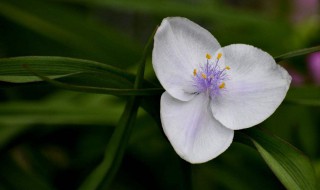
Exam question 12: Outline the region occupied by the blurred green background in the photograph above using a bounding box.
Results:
[0,0,319,189]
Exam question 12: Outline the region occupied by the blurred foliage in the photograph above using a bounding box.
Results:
[0,0,320,189]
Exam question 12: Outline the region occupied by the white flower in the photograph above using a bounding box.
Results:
[152,17,291,164]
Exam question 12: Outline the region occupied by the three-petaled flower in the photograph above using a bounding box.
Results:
[152,17,291,164]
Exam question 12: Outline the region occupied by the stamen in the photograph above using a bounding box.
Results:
[219,82,225,89]
[193,53,229,99]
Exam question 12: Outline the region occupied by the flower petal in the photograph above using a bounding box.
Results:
[211,44,291,130]
[161,92,234,164]
[153,17,221,101]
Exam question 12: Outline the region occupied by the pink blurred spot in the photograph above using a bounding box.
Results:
[292,0,319,22]
[308,52,320,84]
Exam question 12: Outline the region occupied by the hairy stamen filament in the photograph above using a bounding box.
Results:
[192,53,230,98]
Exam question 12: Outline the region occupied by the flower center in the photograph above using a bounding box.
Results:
[192,53,230,99]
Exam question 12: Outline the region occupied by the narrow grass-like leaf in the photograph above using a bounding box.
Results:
[23,65,163,96]
[0,55,162,121]
[0,56,134,83]
[244,128,317,190]
[79,28,155,190]
[78,97,139,190]
[275,45,320,62]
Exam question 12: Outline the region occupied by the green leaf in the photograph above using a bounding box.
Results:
[0,56,134,83]
[23,65,163,96]
[79,97,140,190]
[244,128,317,190]
[0,55,162,122]
[0,56,162,97]
[275,45,320,62]
[78,28,155,190]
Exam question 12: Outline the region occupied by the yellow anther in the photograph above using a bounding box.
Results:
[206,53,212,59]
[217,53,222,59]
[193,69,197,76]
[201,73,207,79]
[225,66,230,70]
[219,82,225,89]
